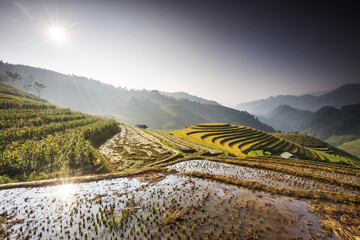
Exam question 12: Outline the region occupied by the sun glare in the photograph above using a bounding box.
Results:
[49,26,66,43]
[57,184,74,201]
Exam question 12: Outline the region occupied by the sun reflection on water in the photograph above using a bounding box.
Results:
[57,184,75,202]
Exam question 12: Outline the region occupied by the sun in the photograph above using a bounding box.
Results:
[49,26,66,43]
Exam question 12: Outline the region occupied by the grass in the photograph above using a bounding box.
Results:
[338,138,360,158]
[171,123,360,165]
[0,83,47,103]
[326,134,360,146]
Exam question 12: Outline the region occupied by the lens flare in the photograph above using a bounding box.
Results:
[49,26,66,43]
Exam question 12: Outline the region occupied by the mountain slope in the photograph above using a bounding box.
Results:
[314,84,360,109]
[338,138,360,158]
[235,84,360,114]
[0,62,274,131]
[235,94,316,115]
[0,84,119,183]
[160,91,219,105]
[299,103,360,140]
[260,105,313,132]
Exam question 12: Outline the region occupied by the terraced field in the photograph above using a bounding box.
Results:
[0,84,120,183]
[100,124,176,171]
[172,123,360,165]
[1,84,360,239]
[0,171,341,239]
[146,129,223,156]
[168,160,360,194]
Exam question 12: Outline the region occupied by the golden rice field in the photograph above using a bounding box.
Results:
[171,123,360,165]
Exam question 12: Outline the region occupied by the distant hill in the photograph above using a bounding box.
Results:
[0,61,274,131]
[160,91,219,105]
[299,103,360,140]
[235,84,360,115]
[235,94,316,115]
[259,105,313,132]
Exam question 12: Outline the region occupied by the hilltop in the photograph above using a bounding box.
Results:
[159,91,219,105]
[0,61,274,131]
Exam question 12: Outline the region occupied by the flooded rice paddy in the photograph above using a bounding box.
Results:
[241,158,360,184]
[168,160,359,194]
[0,173,332,239]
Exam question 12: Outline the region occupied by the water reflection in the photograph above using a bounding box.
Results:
[57,184,75,202]
[0,175,328,239]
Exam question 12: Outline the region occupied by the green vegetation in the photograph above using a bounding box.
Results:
[0,84,120,183]
[300,103,360,139]
[273,132,329,148]
[326,134,359,146]
[247,150,271,157]
[338,138,360,158]
[274,132,358,161]
[260,104,313,132]
[0,82,47,103]
[172,123,360,165]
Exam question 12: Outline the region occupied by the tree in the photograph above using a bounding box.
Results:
[24,84,33,92]
[5,71,21,87]
[34,82,46,97]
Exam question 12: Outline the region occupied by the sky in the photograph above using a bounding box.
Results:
[0,0,360,107]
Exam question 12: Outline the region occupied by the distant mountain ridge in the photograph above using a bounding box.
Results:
[235,84,360,115]
[160,91,219,105]
[299,103,360,140]
[259,105,313,132]
[0,61,274,131]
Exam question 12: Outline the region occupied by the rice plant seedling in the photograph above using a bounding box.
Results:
[0,172,332,239]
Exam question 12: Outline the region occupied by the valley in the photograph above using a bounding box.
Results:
[1,1,360,239]
[1,78,360,239]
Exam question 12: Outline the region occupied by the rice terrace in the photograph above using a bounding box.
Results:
[0,84,359,240]
[1,1,360,239]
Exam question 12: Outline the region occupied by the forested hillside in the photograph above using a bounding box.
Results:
[299,104,360,140]
[160,91,219,105]
[0,62,274,131]
[259,105,313,132]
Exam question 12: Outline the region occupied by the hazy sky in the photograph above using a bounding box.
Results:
[1,0,360,106]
